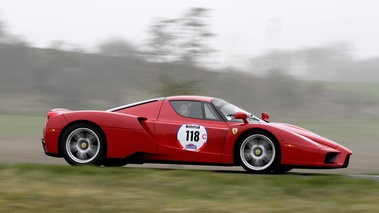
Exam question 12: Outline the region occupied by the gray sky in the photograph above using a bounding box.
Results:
[1,0,379,67]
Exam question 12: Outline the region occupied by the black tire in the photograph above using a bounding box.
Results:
[236,130,280,173]
[61,123,106,166]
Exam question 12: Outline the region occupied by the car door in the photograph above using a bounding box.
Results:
[154,100,229,163]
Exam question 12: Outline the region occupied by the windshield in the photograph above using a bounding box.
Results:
[211,98,263,123]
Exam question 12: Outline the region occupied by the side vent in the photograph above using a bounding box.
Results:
[137,117,155,139]
[137,117,147,123]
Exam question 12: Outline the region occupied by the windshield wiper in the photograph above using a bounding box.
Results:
[226,113,260,122]
[248,114,261,122]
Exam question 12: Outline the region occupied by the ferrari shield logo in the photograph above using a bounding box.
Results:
[232,128,238,135]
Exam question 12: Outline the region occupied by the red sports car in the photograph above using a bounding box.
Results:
[42,96,352,173]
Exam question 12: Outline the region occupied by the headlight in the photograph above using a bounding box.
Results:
[291,132,320,147]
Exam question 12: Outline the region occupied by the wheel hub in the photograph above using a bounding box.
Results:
[79,139,89,150]
[253,147,263,157]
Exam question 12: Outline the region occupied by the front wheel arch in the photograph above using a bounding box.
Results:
[234,129,278,163]
[234,129,281,173]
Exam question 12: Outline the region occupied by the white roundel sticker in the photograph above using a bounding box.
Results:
[177,124,208,151]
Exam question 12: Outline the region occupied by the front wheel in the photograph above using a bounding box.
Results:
[237,131,280,173]
[61,123,106,166]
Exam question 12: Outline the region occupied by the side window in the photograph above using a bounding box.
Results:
[204,103,221,120]
[171,101,221,120]
[171,101,202,119]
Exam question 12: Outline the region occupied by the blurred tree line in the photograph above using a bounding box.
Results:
[0,8,378,118]
[248,42,379,82]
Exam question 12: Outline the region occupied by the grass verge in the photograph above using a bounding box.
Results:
[0,164,378,212]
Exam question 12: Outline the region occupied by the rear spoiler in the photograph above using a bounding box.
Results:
[47,108,71,119]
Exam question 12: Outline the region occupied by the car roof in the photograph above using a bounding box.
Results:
[165,95,215,102]
[107,96,216,112]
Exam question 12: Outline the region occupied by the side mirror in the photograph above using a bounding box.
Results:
[234,111,248,124]
[261,112,270,122]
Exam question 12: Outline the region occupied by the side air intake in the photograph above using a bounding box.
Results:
[324,153,339,164]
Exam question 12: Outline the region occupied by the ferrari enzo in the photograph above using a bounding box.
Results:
[41,96,352,173]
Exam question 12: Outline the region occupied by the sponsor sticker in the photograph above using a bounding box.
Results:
[177,124,208,151]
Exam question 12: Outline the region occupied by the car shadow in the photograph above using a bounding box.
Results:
[212,169,340,176]
[125,164,341,176]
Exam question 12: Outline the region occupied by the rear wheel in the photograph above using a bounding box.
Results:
[237,131,280,173]
[61,123,105,166]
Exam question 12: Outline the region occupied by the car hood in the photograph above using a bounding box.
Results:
[270,122,340,148]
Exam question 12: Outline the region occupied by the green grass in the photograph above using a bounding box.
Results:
[0,165,378,212]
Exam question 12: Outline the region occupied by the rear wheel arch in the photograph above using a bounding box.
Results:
[58,121,108,162]
[58,121,106,155]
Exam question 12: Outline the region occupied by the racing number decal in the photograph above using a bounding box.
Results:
[177,124,208,151]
